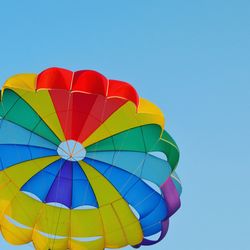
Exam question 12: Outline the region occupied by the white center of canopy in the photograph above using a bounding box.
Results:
[57,140,86,161]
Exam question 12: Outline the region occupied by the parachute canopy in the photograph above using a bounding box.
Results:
[0,67,181,250]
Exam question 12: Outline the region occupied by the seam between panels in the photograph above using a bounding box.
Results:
[0,156,62,242]
[0,143,57,151]
[1,156,60,176]
[1,89,61,143]
[0,176,35,242]
[85,124,162,153]
[67,209,72,250]
[47,158,69,249]
[75,162,99,209]
[79,98,128,148]
[0,117,60,149]
[14,90,63,143]
[86,150,171,187]
[75,162,106,248]
[110,202,129,246]
[81,161,145,240]
[2,90,61,145]
[160,137,179,152]
[83,98,161,148]
[0,90,21,120]
[1,144,57,171]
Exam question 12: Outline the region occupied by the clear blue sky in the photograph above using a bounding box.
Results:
[0,1,249,250]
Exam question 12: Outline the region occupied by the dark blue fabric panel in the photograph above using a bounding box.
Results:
[84,158,110,174]
[0,144,57,170]
[21,159,64,201]
[140,198,168,235]
[85,158,139,196]
[83,158,167,226]
[71,162,98,208]
[29,146,57,159]
[125,180,162,218]
[142,222,162,237]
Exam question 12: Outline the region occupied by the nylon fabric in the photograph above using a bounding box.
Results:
[83,99,164,147]
[86,151,171,186]
[12,88,66,142]
[1,90,61,145]
[0,119,58,150]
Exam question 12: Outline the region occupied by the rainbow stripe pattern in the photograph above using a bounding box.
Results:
[0,67,181,250]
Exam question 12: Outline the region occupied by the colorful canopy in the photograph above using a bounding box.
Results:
[0,67,181,250]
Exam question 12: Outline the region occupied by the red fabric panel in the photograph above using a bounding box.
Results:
[49,90,127,142]
[36,67,139,107]
[108,80,139,106]
[77,96,127,142]
[37,67,73,90]
[71,70,108,95]
[37,68,139,142]
[49,90,72,139]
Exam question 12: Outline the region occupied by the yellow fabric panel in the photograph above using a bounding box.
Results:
[34,205,70,237]
[0,171,10,189]
[2,74,37,94]
[121,222,144,246]
[137,98,164,117]
[32,230,68,250]
[1,216,32,244]
[3,156,60,188]
[12,89,65,141]
[4,192,43,228]
[70,237,104,250]
[99,204,127,248]
[71,209,103,237]
[78,161,142,247]
[0,181,18,218]
[83,99,164,147]
[78,161,121,206]
[112,199,143,245]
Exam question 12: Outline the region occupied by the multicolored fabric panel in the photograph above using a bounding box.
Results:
[0,67,181,250]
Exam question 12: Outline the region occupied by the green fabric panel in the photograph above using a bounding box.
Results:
[0,91,3,117]
[86,136,115,151]
[141,125,162,151]
[151,130,180,170]
[113,127,146,151]
[1,89,61,145]
[86,124,179,171]
[1,90,20,116]
[86,126,147,152]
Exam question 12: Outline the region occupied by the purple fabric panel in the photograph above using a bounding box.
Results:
[161,177,181,217]
[45,160,73,208]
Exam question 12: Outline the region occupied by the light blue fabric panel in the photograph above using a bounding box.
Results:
[86,151,144,176]
[21,159,64,201]
[171,172,182,196]
[0,119,57,150]
[86,151,171,185]
[141,154,171,185]
[0,144,57,169]
[72,162,98,208]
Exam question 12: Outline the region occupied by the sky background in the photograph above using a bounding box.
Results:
[0,1,249,250]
